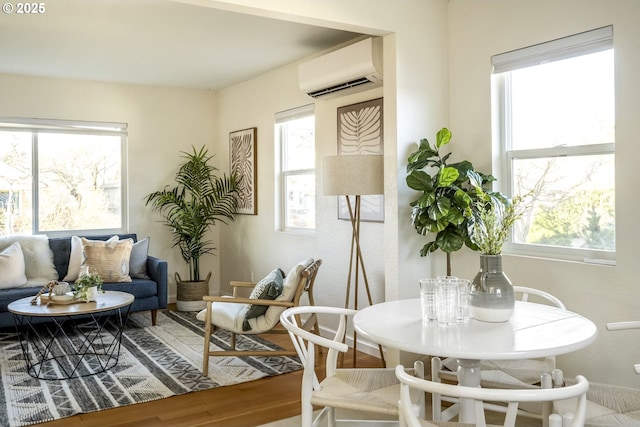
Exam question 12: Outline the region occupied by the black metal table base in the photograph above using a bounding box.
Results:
[12,304,132,380]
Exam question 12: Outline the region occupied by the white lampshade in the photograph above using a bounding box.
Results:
[322,155,384,196]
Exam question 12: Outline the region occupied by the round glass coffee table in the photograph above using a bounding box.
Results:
[8,290,135,380]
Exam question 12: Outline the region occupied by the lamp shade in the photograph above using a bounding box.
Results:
[322,155,384,196]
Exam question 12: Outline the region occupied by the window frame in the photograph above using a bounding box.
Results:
[492,26,615,264]
[0,117,128,237]
[275,105,315,233]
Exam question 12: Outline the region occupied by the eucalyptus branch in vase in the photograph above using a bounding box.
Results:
[469,193,529,255]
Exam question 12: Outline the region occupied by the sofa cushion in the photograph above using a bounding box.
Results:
[64,235,119,282]
[0,235,57,286]
[81,237,133,283]
[102,279,159,299]
[0,242,28,289]
[129,237,150,279]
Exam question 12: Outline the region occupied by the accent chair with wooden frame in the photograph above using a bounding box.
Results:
[199,258,321,375]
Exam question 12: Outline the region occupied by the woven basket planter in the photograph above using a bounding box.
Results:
[175,272,211,311]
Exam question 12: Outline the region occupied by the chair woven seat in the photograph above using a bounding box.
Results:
[560,378,640,427]
[312,368,414,416]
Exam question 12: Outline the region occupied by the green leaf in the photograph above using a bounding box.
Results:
[406,170,434,192]
[419,138,432,150]
[435,128,452,148]
[428,197,451,220]
[437,167,459,187]
[416,192,435,208]
[436,228,465,253]
[407,146,439,173]
[445,207,465,225]
[420,241,439,257]
[453,189,472,209]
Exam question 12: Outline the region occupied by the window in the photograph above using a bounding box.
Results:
[276,105,315,231]
[492,26,615,263]
[0,118,127,236]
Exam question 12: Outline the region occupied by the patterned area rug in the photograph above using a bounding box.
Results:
[0,310,302,427]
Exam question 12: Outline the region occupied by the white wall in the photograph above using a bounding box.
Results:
[448,0,640,386]
[0,73,220,302]
[216,56,385,310]
[204,0,450,367]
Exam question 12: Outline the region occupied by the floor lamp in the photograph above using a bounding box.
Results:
[322,154,385,367]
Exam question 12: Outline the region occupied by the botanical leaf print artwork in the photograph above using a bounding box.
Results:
[337,98,384,222]
[230,128,257,215]
[339,103,382,155]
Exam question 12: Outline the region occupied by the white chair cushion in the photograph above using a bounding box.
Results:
[196,298,248,331]
[277,258,313,302]
[196,297,282,335]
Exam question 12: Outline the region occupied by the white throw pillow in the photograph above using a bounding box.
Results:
[0,235,57,286]
[0,242,28,289]
[64,235,119,282]
[129,237,150,279]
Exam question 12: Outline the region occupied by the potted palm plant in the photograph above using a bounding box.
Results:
[145,145,239,311]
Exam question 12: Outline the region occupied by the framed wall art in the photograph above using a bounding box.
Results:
[230,127,257,215]
[337,97,384,222]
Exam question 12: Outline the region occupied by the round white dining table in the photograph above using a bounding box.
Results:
[353,299,598,423]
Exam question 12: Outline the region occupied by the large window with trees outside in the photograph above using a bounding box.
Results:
[492,26,615,264]
[0,118,127,236]
[276,105,315,232]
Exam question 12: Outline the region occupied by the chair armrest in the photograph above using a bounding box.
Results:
[606,321,640,331]
[230,281,256,297]
[230,281,256,288]
[146,256,168,309]
[202,295,294,308]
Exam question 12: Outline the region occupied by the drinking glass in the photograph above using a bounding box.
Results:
[452,278,471,322]
[436,281,459,327]
[419,278,438,324]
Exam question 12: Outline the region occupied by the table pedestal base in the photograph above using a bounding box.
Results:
[457,358,481,423]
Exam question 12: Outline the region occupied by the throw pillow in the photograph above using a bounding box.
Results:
[277,258,314,302]
[0,242,28,289]
[0,235,57,286]
[64,235,119,281]
[242,268,285,331]
[80,237,133,283]
[129,237,150,279]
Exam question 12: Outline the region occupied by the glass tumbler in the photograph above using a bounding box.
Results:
[452,278,471,322]
[436,281,459,327]
[419,278,438,324]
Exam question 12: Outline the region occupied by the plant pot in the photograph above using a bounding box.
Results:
[176,272,211,312]
[84,286,99,302]
[469,254,514,322]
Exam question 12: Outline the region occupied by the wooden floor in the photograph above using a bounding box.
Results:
[35,308,383,427]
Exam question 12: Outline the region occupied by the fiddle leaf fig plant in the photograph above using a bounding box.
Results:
[406,128,502,275]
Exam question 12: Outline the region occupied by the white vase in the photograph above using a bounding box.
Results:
[469,254,515,322]
[85,286,99,302]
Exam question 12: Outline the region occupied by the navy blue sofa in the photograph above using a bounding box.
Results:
[0,234,168,329]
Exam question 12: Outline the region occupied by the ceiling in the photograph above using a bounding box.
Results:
[0,0,363,90]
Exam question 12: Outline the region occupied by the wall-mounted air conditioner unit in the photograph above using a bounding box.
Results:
[298,37,383,99]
